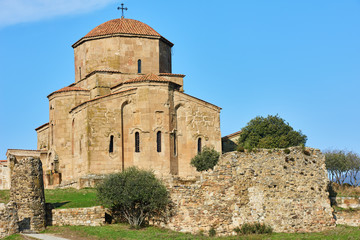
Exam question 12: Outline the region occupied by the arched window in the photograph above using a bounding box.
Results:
[51,123,54,146]
[173,132,177,156]
[198,138,202,154]
[109,135,114,153]
[137,59,142,73]
[135,132,140,152]
[157,131,161,152]
[72,119,75,155]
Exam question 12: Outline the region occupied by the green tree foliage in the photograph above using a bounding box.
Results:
[237,115,307,149]
[96,167,170,228]
[190,147,220,172]
[325,150,360,186]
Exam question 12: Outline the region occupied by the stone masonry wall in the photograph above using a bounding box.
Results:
[164,147,335,235]
[10,156,46,232]
[0,201,19,238]
[334,210,360,226]
[48,206,105,226]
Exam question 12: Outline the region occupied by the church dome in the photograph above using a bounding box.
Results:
[72,18,172,48]
[84,18,161,38]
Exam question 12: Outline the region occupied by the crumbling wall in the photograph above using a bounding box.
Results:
[0,201,19,238]
[47,206,105,226]
[10,156,46,232]
[165,147,335,235]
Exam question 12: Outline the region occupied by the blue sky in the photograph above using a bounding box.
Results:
[0,0,359,158]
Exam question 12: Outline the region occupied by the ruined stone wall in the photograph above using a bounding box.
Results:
[10,156,46,232]
[165,147,335,235]
[0,201,19,238]
[48,206,105,227]
[334,210,360,226]
[0,162,10,189]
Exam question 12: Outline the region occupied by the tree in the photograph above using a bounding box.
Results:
[348,151,360,186]
[325,150,360,186]
[190,146,220,172]
[237,115,307,149]
[96,167,170,228]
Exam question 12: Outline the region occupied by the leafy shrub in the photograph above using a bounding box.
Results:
[234,222,273,235]
[96,167,170,228]
[190,147,220,172]
[209,227,216,237]
[283,148,290,154]
[237,146,245,152]
[237,115,307,150]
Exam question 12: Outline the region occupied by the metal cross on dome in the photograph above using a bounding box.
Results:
[117,3,128,18]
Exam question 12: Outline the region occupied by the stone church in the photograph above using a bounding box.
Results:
[7,17,222,188]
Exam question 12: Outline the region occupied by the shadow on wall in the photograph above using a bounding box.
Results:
[18,217,30,232]
[221,138,237,153]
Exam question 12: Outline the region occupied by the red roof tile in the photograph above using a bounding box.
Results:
[35,122,49,131]
[124,73,168,83]
[73,18,174,48]
[159,73,186,77]
[111,73,178,90]
[84,18,161,38]
[47,87,89,98]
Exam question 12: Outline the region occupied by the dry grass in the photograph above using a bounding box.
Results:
[330,183,360,197]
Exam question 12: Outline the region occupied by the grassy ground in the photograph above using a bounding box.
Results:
[45,188,98,209]
[0,189,10,203]
[0,188,98,209]
[37,224,360,240]
[3,224,360,240]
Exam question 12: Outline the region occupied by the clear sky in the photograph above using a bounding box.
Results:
[0,0,359,158]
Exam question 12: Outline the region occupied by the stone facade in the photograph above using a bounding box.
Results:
[47,206,105,227]
[9,156,46,232]
[27,17,221,188]
[163,147,335,235]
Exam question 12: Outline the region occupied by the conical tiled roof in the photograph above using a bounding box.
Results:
[84,18,161,38]
[73,18,173,48]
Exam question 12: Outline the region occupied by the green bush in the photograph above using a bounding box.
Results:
[190,147,220,172]
[96,167,170,228]
[209,227,216,237]
[234,222,273,235]
[283,148,290,154]
[237,115,307,150]
[237,146,245,152]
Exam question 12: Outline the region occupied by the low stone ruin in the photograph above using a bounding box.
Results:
[0,156,46,238]
[164,147,336,235]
